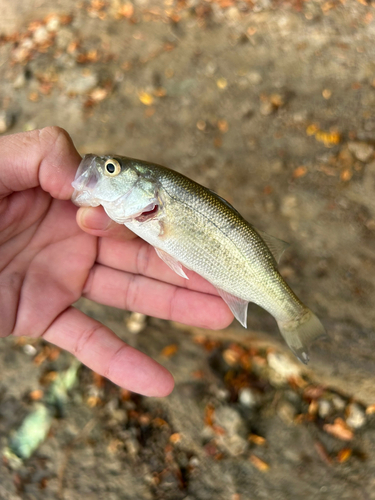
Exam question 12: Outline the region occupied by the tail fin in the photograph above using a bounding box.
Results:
[277,310,326,364]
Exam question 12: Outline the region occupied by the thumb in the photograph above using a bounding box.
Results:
[77,206,137,241]
[0,127,81,199]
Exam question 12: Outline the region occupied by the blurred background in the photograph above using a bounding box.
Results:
[1,1,375,498]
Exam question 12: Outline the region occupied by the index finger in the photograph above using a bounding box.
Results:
[0,126,81,199]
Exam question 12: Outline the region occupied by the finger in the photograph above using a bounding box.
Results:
[77,206,137,241]
[42,307,174,397]
[84,264,234,330]
[97,236,220,295]
[0,126,81,199]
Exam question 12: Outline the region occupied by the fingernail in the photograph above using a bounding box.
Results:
[79,207,111,230]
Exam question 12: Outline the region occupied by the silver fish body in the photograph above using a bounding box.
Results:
[72,155,325,362]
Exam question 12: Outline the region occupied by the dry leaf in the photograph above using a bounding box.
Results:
[170,433,181,444]
[217,119,229,133]
[337,448,352,463]
[323,418,354,441]
[365,404,375,415]
[249,434,266,446]
[87,395,101,407]
[117,3,134,18]
[249,454,269,471]
[204,404,215,427]
[161,344,178,357]
[293,166,307,178]
[29,389,44,400]
[138,91,154,106]
[216,77,227,89]
[90,87,108,102]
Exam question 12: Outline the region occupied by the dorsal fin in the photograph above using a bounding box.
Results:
[254,228,289,263]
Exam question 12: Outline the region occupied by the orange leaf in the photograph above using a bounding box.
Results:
[249,454,269,471]
[161,344,178,357]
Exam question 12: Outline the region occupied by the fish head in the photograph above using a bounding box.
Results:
[72,154,159,224]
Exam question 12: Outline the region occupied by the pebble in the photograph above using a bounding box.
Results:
[64,71,99,95]
[318,400,331,419]
[332,395,346,411]
[13,72,26,89]
[267,352,301,382]
[126,312,147,334]
[278,400,297,425]
[238,388,258,408]
[0,110,13,134]
[23,344,37,356]
[347,141,374,162]
[215,406,246,437]
[281,195,298,218]
[247,71,262,85]
[33,26,49,45]
[346,403,366,429]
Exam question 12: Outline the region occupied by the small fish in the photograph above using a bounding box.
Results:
[72,155,325,363]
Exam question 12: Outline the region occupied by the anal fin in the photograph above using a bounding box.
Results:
[216,288,248,328]
[155,248,189,280]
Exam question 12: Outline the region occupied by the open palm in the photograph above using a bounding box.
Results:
[0,127,233,397]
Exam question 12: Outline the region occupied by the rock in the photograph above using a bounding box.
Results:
[277,400,297,425]
[33,26,49,44]
[214,406,248,456]
[0,110,13,134]
[332,395,346,411]
[346,403,366,429]
[238,388,258,408]
[267,352,302,383]
[63,70,99,95]
[247,71,262,85]
[318,399,331,419]
[347,141,374,162]
[126,312,147,334]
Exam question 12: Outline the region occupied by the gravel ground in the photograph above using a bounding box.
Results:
[1,1,375,499]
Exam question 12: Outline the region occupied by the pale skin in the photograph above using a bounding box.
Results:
[0,127,233,397]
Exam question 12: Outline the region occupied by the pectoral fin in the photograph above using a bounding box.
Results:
[155,248,189,280]
[254,228,289,263]
[216,288,248,328]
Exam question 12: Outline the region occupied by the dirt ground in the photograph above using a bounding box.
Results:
[1,1,375,499]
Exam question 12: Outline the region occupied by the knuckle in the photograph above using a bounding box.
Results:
[74,322,104,356]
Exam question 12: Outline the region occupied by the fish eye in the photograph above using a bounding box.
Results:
[104,158,121,176]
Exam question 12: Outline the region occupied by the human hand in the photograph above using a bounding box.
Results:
[0,127,233,396]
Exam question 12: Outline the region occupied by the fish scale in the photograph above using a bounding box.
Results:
[72,154,326,363]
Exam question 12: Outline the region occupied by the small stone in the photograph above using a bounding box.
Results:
[270,159,284,173]
[278,400,297,425]
[238,388,258,408]
[13,72,26,89]
[0,111,13,133]
[64,71,99,95]
[267,352,301,382]
[225,6,241,22]
[33,26,49,44]
[260,100,273,116]
[318,400,331,419]
[23,344,37,356]
[347,141,374,162]
[281,195,298,218]
[346,403,366,429]
[247,71,262,85]
[213,406,248,456]
[332,395,346,411]
[46,15,60,32]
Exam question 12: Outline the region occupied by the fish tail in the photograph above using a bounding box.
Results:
[277,309,326,364]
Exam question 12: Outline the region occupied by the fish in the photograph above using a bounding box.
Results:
[72,154,325,363]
